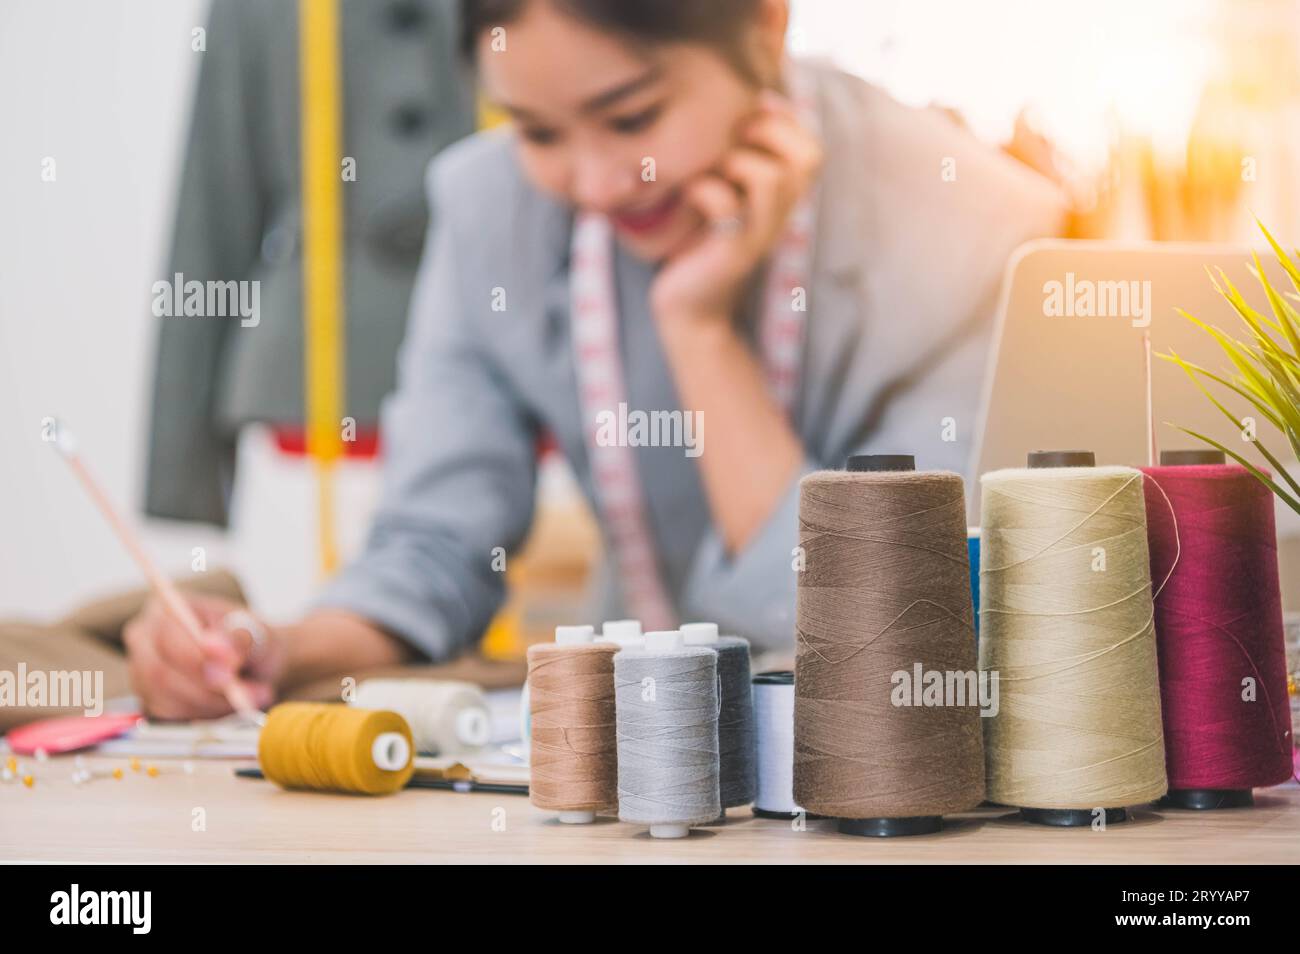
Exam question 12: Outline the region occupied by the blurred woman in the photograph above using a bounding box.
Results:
[123,0,1064,719]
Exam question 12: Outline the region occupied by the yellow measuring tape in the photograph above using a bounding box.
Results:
[299,0,344,575]
[297,6,527,655]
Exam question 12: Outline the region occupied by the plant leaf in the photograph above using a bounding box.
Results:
[1168,220,1300,516]
[1173,309,1300,434]
[1170,425,1300,516]
[1211,266,1283,336]
[1250,252,1300,354]
[1163,349,1300,500]
[1253,346,1300,418]
[1255,216,1300,296]
[1158,349,1286,431]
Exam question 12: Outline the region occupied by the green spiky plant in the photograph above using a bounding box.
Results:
[1161,220,1300,516]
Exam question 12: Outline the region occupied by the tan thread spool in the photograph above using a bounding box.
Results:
[526,625,619,823]
[794,458,985,834]
[980,458,1167,818]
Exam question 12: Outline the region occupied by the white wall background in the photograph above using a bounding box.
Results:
[0,0,224,619]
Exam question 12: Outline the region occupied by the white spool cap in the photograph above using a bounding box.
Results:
[649,823,690,839]
[558,810,597,825]
[680,622,719,645]
[555,624,596,645]
[455,707,492,748]
[371,731,411,772]
[598,619,645,649]
[601,619,643,640]
[644,630,684,654]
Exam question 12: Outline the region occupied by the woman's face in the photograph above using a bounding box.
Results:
[477,3,771,262]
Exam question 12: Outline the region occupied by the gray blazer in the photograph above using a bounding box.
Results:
[144,0,475,525]
[317,60,1067,654]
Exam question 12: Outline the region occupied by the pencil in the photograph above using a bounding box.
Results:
[51,424,264,724]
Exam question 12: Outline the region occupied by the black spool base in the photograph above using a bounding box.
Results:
[1161,788,1254,811]
[753,807,825,821]
[1020,806,1127,827]
[1160,449,1226,467]
[1028,449,1095,469]
[847,454,915,473]
[838,815,942,837]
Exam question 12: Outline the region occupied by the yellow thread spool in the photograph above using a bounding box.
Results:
[258,703,415,796]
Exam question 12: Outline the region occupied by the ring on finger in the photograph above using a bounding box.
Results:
[221,609,268,660]
[712,214,745,236]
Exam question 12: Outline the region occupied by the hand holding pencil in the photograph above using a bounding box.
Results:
[122,593,281,722]
[51,423,273,724]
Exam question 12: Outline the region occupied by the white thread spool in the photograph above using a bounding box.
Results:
[353,679,491,756]
[752,671,804,817]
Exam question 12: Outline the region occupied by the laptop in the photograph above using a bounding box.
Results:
[969,239,1299,607]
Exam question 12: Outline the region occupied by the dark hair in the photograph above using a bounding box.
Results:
[460,0,764,81]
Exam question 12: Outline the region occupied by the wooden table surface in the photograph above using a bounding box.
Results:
[3,755,1298,863]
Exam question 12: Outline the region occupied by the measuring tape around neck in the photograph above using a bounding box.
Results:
[569,74,820,629]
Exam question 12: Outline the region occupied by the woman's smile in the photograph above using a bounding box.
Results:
[610,190,684,237]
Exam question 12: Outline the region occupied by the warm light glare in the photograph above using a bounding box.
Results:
[791,0,1219,171]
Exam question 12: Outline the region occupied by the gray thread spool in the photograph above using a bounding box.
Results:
[681,622,756,813]
[614,630,721,838]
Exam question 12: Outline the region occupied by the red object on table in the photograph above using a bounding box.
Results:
[5,712,143,755]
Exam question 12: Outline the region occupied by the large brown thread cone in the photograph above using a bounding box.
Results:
[526,642,619,813]
[793,469,985,818]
